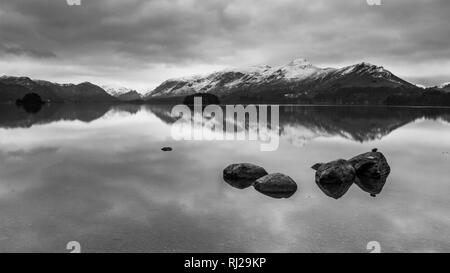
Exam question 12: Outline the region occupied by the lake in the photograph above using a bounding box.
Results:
[0,103,449,253]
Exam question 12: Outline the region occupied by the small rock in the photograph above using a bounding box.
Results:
[223,163,268,189]
[161,147,173,152]
[254,173,298,199]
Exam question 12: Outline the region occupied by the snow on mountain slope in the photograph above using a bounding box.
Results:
[145,58,414,99]
[437,82,450,92]
[102,85,135,96]
[102,85,142,101]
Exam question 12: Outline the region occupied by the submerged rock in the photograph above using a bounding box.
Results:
[223,163,268,189]
[161,147,173,152]
[349,149,391,197]
[254,173,298,199]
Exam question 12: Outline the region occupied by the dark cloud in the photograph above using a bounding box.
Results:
[0,0,449,89]
[0,43,57,58]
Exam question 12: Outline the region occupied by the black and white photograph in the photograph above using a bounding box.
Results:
[0,0,449,261]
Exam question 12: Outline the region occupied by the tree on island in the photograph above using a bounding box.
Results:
[16,93,45,113]
[182,93,220,106]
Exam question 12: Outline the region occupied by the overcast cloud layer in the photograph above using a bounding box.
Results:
[0,0,449,92]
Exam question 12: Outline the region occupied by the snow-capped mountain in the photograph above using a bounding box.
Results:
[102,85,142,101]
[437,82,450,92]
[102,85,134,97]
[145,58,416,103]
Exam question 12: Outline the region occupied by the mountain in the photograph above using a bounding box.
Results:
[0,76,117,103]
[437,82,450,92]
[145,58,419,104]
[102,85,143,101]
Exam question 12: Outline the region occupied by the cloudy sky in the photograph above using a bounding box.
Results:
[0,0,449,92]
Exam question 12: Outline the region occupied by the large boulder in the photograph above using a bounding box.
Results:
[223,163,268,189]
[312,149,391,198]
[315,177,354,200]
[312,159,356,186]
[349,149,391,179]
[312,159,356,199]
[349,149,391,197]
[254,173,298,199]
[354,175,388,197]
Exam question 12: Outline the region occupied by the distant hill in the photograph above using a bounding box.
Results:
[0,76,117,103]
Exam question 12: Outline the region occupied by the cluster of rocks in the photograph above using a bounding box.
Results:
[223,163,298,199]
[312,149,391,199]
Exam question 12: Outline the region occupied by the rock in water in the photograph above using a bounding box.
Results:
[349,150,391,196]
[311,163,323,171]
[161,147,173,152]
[313,159,356,186]
[254,173,298,199]
[316,176,354,200]
[223,163,268,189]
[354,175,388,197]
[313,160,355,199]
[349,150,391,178]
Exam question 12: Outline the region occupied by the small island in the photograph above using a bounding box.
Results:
[16,93,46,113]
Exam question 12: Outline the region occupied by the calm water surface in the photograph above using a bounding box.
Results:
[0,104,449,252]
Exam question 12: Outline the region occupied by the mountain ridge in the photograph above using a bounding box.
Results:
[144,58,418,104]
[0,76,117,103]
[2,58,449,105]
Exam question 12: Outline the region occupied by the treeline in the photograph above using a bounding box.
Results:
[385,89,450,106]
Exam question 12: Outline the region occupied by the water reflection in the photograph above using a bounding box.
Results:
[355,175,389,197]
[0,104,450,252]
[1,104,450,143]
[316,176,354,199]
[16,102,43,114]
[0,103,115,128]
[145,105,450,144]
